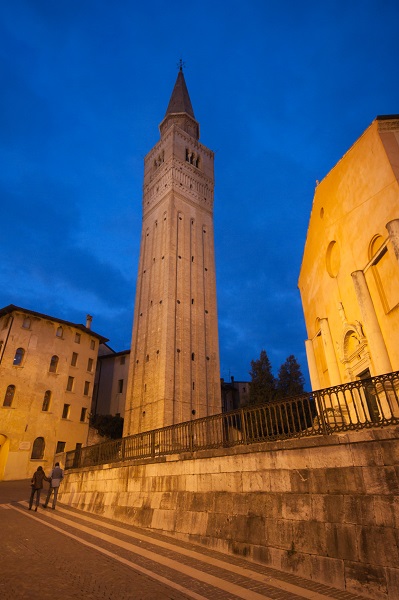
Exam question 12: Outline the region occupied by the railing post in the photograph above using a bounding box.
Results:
[189,421,194,452]
[151,431,155,459]
[240,409,247,444]
[315,391,328,435]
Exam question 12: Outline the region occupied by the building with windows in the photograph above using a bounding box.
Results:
[221,377,250,412]
[92,347,130,417]
[298,116,399,401]
[124,67,221,435]
[0,304,107,481]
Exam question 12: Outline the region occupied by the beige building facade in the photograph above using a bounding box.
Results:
[0,305,106,480]
[299,116,399,397]
[124,69,221,435]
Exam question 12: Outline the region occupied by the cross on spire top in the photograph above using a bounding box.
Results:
[177,58,185,72]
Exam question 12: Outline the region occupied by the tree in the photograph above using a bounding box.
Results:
[276,355,305,399]
[249,349,277,404]
[90,414,124,439]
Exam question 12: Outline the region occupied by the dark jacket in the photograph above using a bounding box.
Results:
[31,469,49,490]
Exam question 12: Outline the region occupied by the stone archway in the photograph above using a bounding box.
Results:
[0,434,9,481]
[339,321,371,381]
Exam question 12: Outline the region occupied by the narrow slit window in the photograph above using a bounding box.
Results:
[3,384,15,407]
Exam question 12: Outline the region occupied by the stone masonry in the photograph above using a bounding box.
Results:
[59,426,399,600]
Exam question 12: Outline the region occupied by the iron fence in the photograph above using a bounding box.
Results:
[65,370,399,470]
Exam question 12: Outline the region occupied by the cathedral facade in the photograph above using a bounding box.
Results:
[299,115,399,395]
[124,69,221,435]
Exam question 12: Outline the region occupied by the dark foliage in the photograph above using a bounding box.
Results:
[276,354,305,399]
[90,414,124,439]
[248,349,277,405]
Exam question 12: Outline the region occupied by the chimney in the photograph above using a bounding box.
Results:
[86,315,93,329]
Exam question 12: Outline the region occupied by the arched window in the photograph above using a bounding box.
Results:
[42,390,51,411]
[13,347,25,366]
[49,355,59,373]
[3,385,15,407]
[56,326,63,338]
[31,437,45,459]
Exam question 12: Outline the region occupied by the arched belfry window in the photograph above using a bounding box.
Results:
[3,384,15,407]
[56,326,63,338]
[13,347,25,366]
[31,437,45,459]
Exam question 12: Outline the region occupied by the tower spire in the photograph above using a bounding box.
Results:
[160,65,199,139]
[164,68,195,119]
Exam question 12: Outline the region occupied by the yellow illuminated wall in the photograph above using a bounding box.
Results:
[299,116,399,390]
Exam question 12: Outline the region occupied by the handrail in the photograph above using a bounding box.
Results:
[65,370,399,470]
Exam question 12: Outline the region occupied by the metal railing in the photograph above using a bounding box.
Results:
[65,370,399,470]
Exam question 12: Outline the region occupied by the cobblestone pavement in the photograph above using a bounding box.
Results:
[1,480,371,600]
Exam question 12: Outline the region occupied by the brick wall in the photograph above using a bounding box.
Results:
[58,426,399,600]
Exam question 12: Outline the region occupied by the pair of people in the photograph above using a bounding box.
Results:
[29,462,64,511]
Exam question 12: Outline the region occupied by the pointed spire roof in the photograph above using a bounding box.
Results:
[164,68,195,119]
[159,65,200,140]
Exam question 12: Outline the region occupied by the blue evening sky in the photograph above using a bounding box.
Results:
[1,1,398,388]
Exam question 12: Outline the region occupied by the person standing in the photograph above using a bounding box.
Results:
[29,466,50,511]
[43,462,63,509]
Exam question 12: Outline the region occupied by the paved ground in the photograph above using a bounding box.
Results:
[0,480,371,600]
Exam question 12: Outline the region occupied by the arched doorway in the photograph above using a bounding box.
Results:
[340,322,371,382]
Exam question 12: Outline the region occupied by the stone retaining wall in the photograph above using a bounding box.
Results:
[58,427,399,600]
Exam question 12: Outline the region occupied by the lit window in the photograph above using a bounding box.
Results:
[87,357,93,372]
[62,404,70,419]
[56,441,66,454]
[3,384,15,407]
[71,352,78,367]
[13,347,25,366]
[75,333,81,344]
[56,326,63,337]
[84,381,90,396]
[66,376,74,392]
[22,317,31,329]
[31,437,45,459]
[80,407,87,422]
[118,379,123,393]
[49,355,59,373]
[42,390,51,411]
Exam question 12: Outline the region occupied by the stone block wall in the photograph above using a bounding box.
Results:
[58,427,399,600]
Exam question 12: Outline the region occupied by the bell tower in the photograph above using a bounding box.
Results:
[124,67,221,435]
